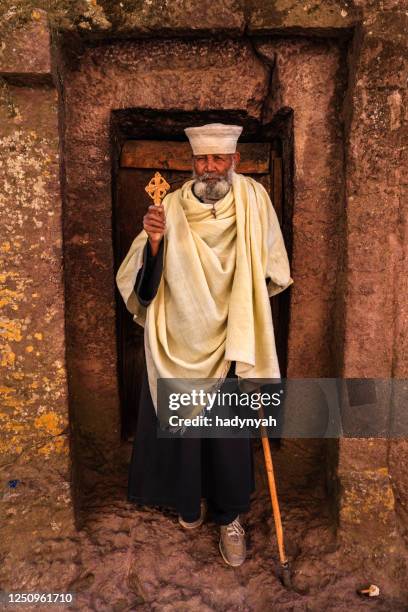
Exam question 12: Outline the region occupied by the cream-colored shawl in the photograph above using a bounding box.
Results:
[116,172,293,423]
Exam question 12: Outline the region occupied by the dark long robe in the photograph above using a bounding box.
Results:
[127,239,256,525]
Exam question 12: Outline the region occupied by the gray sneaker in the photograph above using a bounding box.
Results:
[219,516,246,567]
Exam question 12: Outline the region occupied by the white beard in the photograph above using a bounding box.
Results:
[193,166,235,202]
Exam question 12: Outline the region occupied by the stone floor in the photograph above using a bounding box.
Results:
[65,440,407,611]
[4,439,408,611]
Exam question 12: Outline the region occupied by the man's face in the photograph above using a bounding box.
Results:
[192,152,240,179]
[192,152,240,201]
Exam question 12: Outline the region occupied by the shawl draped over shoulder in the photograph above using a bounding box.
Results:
[116,172,293,424]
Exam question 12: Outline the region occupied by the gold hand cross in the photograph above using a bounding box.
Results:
[145,172,171,206]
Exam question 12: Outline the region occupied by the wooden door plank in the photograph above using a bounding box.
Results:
[121,140,270,174]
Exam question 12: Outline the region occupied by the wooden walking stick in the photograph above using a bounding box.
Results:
[258,404,292,588]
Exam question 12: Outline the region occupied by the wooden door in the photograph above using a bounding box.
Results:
[114,140,287,441]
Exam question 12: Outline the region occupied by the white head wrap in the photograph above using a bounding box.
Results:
[184,123,243,155]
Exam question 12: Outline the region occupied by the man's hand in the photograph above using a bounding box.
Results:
[143,204,166,256]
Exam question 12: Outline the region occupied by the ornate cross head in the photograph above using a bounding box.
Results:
[145,172,171,206]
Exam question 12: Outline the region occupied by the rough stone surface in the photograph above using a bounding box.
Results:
[248,0,360,35]
[2,443,407,610]
[0,0,404,43]
[0,9,50,75]
[342,13,407,378]
[338,4,408,550]
[256,37,347,378]
[97,0,246,37]
[0,85,76,575]
[336,441,399,548]
[338,468,396,529]
[0,1,362,40]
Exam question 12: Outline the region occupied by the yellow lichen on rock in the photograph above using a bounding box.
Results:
[340,468,396,526]
[1,347,15,367]
[31,9,42,21]
[34,411,66,436]
[0,320,22,342]
[0,432,23,455]
[0,291,22,308]
[0,241,11,252]
[0,385,16,396]
[38,436,68,457]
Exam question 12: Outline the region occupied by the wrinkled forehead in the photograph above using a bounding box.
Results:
[192,153,234,160]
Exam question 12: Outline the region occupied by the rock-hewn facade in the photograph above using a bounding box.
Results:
[0,1,407,608]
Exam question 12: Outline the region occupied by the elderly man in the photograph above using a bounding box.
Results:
[116,123,293,567]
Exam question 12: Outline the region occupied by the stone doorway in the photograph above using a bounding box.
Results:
[57,36,345,522]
